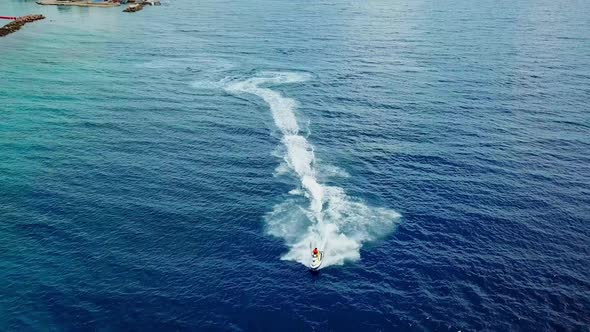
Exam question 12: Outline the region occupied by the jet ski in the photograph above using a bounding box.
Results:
[310,250,323,271]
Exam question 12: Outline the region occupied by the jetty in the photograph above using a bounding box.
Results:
[122,0,161,4]
[123,3,145,12]
[0,15,45,37]
[36,0,120,7]
[123,0,160,12]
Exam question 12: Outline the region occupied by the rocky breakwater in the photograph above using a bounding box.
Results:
[0,15,45,37]
[123,3,145,13]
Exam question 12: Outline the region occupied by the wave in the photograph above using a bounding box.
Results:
[225,72,400,269]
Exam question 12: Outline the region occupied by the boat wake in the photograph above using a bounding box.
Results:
[225,72,400,269]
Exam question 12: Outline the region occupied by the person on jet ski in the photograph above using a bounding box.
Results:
[313,248,319,257]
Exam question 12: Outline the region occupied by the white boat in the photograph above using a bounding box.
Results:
[310,250,323,271]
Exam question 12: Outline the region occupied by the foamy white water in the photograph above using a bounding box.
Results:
[225,72,400,268]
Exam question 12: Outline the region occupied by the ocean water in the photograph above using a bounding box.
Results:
[1,0,589,330]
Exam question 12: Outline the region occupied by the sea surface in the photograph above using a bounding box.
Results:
[1,0,589,330]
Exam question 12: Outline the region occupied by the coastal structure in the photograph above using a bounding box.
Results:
[123,0,160,12]
[36,0,120,7]
[123,3,144,12]
[35,0,161,8]
[123,0,161,3]
[0,15,45,37]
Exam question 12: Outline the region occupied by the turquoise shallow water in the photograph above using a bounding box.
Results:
[1,0,590,330]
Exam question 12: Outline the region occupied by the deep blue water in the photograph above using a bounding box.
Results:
[1,0,590,330]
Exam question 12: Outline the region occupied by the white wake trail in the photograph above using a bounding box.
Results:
[225,72,400,269]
